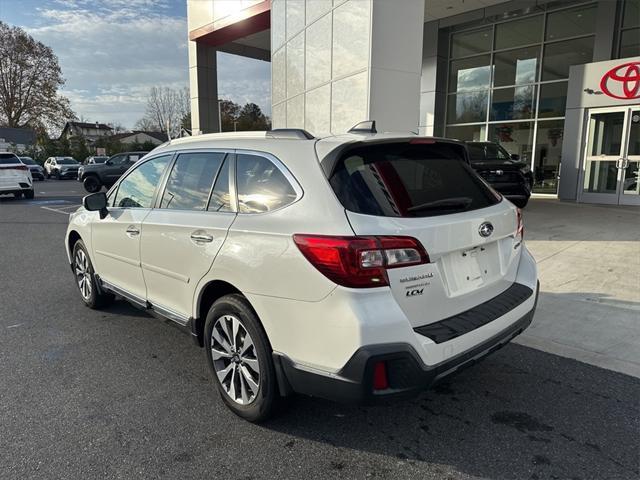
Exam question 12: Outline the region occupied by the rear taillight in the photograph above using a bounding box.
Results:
[516,209,524,241]
[292,234,429,288]
[0,165,28,170]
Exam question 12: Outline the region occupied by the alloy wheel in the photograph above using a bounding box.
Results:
[211,314,260,405]
[74,249,92,300]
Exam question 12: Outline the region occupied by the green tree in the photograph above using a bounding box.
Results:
[0,21,75,130]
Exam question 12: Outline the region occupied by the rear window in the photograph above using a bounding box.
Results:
[0,153,20,164]
[329,142,500,217]
[58,158,78,165]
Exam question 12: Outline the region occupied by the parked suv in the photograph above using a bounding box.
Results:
[44,156,80,179]
[0,152,34,198]
[78,151,148,193]
[19,157,45,181]
[66,127,538,422]
[465,142,533,208]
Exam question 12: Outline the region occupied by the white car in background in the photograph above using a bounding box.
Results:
[0,152,34,199]
[65,124,538,422]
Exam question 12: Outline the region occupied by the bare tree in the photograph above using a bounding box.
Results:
[137,86,189,137]
[0,21,75,130]
[134,116,160,132]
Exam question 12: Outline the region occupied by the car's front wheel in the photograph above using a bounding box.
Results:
[24,189,34,199]
[204,294,280,422]
[72,240,114,309]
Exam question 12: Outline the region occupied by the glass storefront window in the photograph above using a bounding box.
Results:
[490,85,536,121]
[538,82,567,118]
[451,27,492,58]
[542,36,594,81]
[446,124,487,141]
[620,28,640,58]
[623,0,640,28]
[447,91,488,124]
[493,46,539,87]
[494,15,542,50]
[545,4,597,41]
[534,120,564,193]
[448,56,491,92]
[488,122,534,167]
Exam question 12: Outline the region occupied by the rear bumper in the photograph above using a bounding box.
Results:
[274,281,538,404]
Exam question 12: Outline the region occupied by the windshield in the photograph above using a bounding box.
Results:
[467,143,511,163]
[20,158,36,165]
[92,156,108,163]
[58,158,78,165]
[329,142,500,217]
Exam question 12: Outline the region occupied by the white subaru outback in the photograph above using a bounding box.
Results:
[65,125,538,422]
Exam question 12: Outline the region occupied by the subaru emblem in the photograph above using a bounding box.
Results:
[479,222,494,238]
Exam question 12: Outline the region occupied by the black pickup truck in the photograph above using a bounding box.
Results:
[77,151,148,193]
[465,142,533,208]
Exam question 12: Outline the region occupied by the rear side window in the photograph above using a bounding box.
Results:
[160,152,225,210]
[329,142,499,217]
[236,154,297,213]
[113,155,171,208]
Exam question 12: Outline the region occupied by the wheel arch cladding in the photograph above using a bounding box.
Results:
[68,230,82,257]
[194,280,243,347]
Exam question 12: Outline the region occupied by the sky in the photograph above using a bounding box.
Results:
[0,0,271,129]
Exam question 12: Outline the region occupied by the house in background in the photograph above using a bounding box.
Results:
[60,122,112,142]
[0,127,37,153]
[108,131,168,146]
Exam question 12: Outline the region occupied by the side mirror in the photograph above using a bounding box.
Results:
[83,192,109,219]
[510,153,520,160]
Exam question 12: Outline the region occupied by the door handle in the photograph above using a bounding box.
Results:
[622,158,630,169]
[125,225,140,237]
[190,231,213,243]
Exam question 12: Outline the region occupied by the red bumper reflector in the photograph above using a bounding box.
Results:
[373,361,389,391]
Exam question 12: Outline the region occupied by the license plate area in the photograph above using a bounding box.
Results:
[440,243,500,296]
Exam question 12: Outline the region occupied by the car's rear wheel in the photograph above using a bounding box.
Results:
[72,240,114,309]
[83,176,100,193]
[204,294,280,422]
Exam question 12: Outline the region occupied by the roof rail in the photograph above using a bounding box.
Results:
[348,120,377,134]
[266,129,315,140]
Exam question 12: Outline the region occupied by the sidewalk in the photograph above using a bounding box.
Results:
[516,198,640,378]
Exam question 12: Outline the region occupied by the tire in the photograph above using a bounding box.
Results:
[54,170,60,180]
[24,189,34,199]
[72,240,114,309]
[83,176,101,193]
[204,294,280,422]
[13,191,22,198]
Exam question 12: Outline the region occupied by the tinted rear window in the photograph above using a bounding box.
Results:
[467,143,510,163]
[0,154,20,164]
[329,142,500,217]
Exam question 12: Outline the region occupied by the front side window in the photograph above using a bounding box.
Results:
[109,154,127,166]
[236,154,297,213]
[113,155,171,208]
[329,142,499,217]
[160,152,225,211]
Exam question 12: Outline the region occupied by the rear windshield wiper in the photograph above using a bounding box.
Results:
[407,197,473,213]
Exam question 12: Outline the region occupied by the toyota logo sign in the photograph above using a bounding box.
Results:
[599,62,640,100]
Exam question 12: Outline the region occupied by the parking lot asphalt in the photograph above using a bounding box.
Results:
[1,181,639,480]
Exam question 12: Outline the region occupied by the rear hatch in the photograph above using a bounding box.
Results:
[0,154,29,188]
[325,139,522,328]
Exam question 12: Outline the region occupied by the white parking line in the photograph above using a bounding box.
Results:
[40,205,80,214]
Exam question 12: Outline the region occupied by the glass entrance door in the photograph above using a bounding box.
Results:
[581,107,640,206]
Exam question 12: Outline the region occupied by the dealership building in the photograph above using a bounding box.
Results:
[187,0,640,205]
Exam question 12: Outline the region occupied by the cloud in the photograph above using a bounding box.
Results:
[22,0,271,128]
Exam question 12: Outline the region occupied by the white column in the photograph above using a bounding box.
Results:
[271,0,424,135]
[188,41,220,134]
